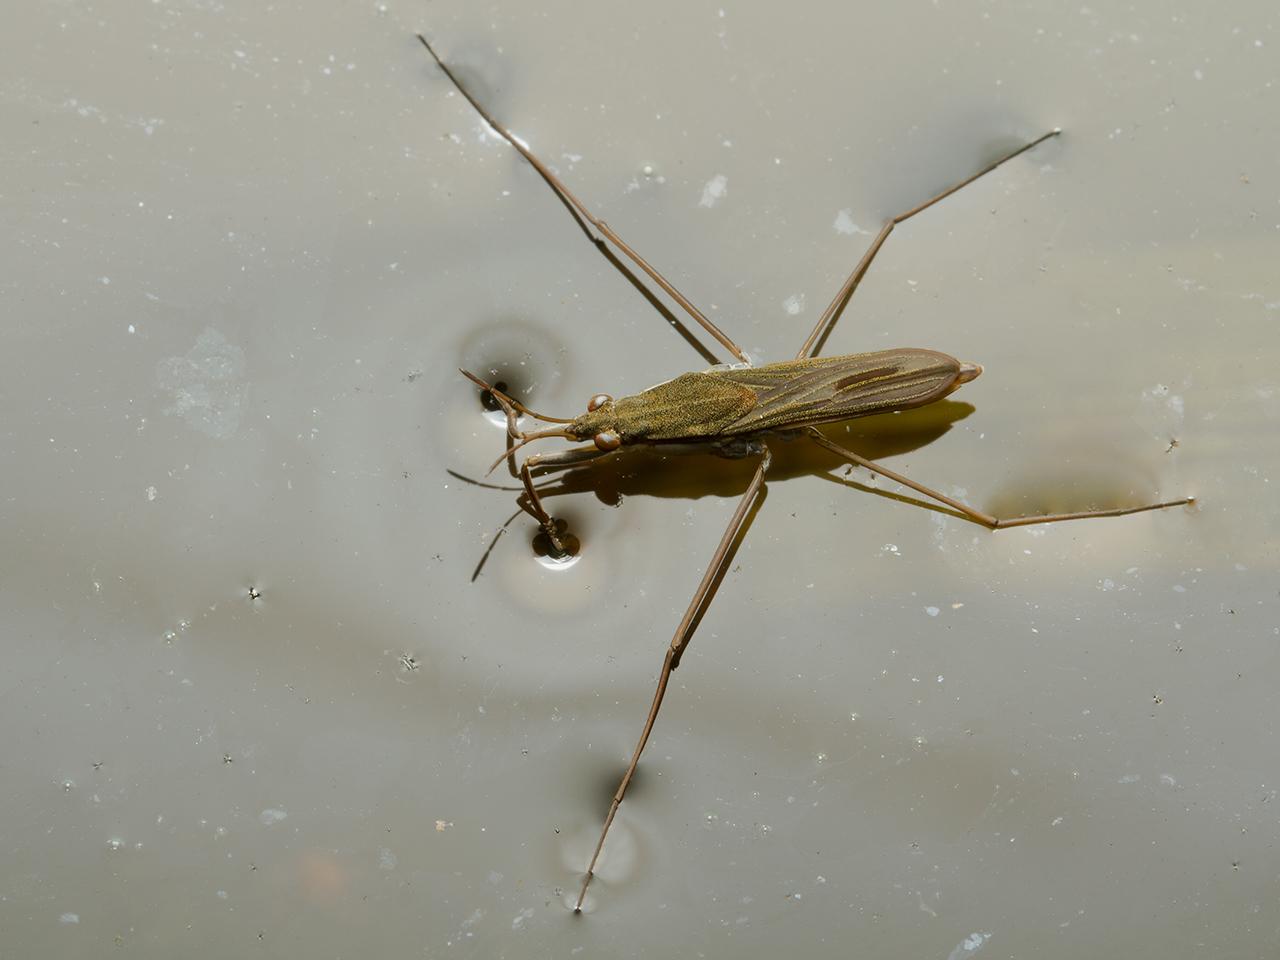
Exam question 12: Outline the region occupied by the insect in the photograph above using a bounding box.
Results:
[418,34,1194,911]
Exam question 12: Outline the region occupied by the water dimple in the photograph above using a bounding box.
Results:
[480,380,510,414]
[532,523,582,569]
[458,317,567,432]
[559,819,640,908]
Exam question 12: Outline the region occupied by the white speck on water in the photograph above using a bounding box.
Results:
[881,543,900,556]
[833,209,871,235]
[1172,584,1186,593]
[782,293,805,316]
[1051,816,1064,826]
[1118,773,1141,784]
[1160,773,1178,787]
[378,847,398,870]
[947,931,992,960]
[511,906,535,930]
[127,324,136,334]
[699,173,728,207]
[155,328,248,439]
[59,913,80,925]
[145,485,157,502]
[259,808,288,825]
[216,889,228,900]
[925,606,940,617]
[1193,67,1204,80]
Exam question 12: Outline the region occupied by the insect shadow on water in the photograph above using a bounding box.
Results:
[417,34,1195,912]
[449,402,977,580]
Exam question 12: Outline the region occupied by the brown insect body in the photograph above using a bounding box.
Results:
[418,33,1191,913]
[568,348,982,445]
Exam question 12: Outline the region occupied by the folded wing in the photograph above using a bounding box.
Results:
[711,349,963,435]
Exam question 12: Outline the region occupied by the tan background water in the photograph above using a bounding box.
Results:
[3,1,1277,957]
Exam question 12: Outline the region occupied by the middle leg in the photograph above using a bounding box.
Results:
[796,130,1061,360]
[419,35,750,366]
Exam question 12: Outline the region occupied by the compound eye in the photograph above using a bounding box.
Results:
[593,430,621,452]
[587,393,612,412]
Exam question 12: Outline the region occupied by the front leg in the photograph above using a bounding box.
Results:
[518,445,613,554]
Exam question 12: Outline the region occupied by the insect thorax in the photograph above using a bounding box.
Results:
[570,372,758,443]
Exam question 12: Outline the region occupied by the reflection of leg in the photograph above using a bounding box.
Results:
[575,448,772,912]
[418,36,749,365]
[797,130,1061,360]
[808,430,1193,528]
[519,446,611,550]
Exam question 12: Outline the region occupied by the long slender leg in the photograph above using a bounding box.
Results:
[807,430,1193,527]
[575,449,771,912]
[418,35,750,365]
[796,130,1061,360]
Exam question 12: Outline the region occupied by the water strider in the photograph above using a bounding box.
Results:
[417,34,1193,912]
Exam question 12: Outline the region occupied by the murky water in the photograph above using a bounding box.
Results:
[3,1,1277,957]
